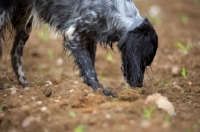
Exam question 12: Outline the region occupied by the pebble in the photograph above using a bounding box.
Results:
[45,81,52,87]
[149,5,161,17]
[41,106,47,112]
[171,66,181,76]
[19,95,23,98]
[31,97,36,100]
[24,87,30,91]
[69,89,75,93]
[56,58,63,66]
[10,87,18,95]
[37,101,43,105]
[140,120,151,128]
[105,114,111,119]
[73,81,79,85]
[22,116,41,127]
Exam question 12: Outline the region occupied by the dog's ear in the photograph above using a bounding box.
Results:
[135,18,158,66]
[145,29,158,66]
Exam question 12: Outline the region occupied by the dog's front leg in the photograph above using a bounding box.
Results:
[64,36,114,97]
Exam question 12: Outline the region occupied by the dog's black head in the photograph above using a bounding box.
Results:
[118,18,158,87]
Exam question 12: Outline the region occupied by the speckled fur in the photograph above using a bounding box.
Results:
[0,0,158,97]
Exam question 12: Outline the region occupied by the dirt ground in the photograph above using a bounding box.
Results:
[0,0,200,132]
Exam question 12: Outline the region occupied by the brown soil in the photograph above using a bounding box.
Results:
[0,0,200,132]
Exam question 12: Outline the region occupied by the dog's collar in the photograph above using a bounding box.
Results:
[117,17,145,49]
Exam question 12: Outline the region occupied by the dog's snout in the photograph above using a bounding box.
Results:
[135,83,143,87]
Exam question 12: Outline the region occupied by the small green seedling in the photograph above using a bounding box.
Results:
[34,79,40,84]
[106,53,113,61]
[181,68,187,78]
[4,83,10,88]
[149,17,162,26]
[174,42,191,53]
[0,104,7,113]
[69,110,76,118]
[38,24,50,41]
[164,115,171,122]
[143,106,156,119]
[163,83,169,87]
[74,125,84,132]
[180,15,188,24]
[47,49,54,60]
[180,90,185,95]
[124,84,129,89]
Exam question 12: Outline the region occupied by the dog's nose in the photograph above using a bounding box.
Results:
[136,84,143,87]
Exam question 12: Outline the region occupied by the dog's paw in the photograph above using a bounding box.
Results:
[21,81,33,88]
[102,89,117,98]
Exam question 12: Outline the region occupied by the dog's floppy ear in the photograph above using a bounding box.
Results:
[145,29,158,66]
[134,18,158,66]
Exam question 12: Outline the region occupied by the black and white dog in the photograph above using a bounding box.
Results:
[0,0,158,97]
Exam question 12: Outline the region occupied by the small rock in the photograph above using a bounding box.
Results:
[19,95,23,98]
[37,101,43,105]
[188,81,192,86]
[10,87,18,95]
[105,114,111,119]
[145,93,176,116]
[24,87,30,90]
[41,106,47,112]
[56,58,63,66]
[22,116,41,127]
[149,5,161,17]
[140,120,151,128]
[53,99,60,103]
[46,81,52,85]
[73,81,79,85]
[172,66,181,76]
[31,97,36,100]
[70,89,75,93]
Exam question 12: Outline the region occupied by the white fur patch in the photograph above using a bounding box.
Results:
[65,25,75,40]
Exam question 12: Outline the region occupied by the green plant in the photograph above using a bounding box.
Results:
[38,24,50,41]
[181,68,187,78]
[174,42,191,53]
[180,90,185,94]
[163,83,169,87]
[197,87,200,92]
[69,110,76,118]
[4,83,10,88]
[34,79,40,84]
[164,115,170,122]
[47,49,54,60]
[106,53,113,61]
[124,84,129,89]
[143,106,156,119]
[180,14,188,24]
[74,125,84,132]
[0,104,7,113]
[149,17,162,26]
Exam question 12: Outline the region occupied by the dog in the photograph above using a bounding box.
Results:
[0,0,158,97]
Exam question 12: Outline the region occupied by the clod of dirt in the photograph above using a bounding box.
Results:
[22,116,41,127]
[145,93,176,116]
[118,89,140,101]
[43,88,52,97]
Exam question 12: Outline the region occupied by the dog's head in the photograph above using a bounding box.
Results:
[118,18,158,87]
